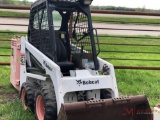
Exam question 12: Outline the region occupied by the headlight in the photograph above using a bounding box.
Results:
[83,0,92,5]
[80,0,93,5]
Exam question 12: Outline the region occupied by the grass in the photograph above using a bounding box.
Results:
[0,97,35,120]
[0,31,26,62]
[98,35,160,66]
[98,35,160,107]
[0,31,35,119]
[92,16,160,25]
[0,31,160,118]
[0,10,29,18]
[0,66,36,120]
[115,69,160,107]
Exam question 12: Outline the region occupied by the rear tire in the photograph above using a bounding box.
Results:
[35,85,57,120]
[100,89,112,99]
[20,82,35,112]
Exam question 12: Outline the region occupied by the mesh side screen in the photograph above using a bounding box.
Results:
[30,2,52,56]
[71,12,92,54]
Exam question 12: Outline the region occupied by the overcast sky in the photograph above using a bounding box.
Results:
[27,0,160,10]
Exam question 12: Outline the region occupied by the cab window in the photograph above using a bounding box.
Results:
[52,11,62,30]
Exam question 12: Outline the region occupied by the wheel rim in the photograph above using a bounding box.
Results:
[36,95,45,120]
[21,89,27,110]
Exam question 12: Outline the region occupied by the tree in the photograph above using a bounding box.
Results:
[0,0,32,6]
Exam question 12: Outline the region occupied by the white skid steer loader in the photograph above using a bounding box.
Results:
[10,0,153,120]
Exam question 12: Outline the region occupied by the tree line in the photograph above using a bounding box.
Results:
[0,0,32,6]
[0,0,159,12]
[91,6,160,12]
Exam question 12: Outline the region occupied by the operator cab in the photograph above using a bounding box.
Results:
[28,0,100,76]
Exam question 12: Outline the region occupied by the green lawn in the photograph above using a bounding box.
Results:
[0,66,35,120]
[98,35,160,66]
[98,35,160,107]
[0,32,36,119]
[0,31,160,119]
[116,69,160,107]
[92,16,160,25]
[0,10,29,18]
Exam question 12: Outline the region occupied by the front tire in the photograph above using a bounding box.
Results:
[20,82,35,112]
[35,85,57,120]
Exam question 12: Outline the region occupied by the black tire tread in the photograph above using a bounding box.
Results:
[35,85,57,120]
[21,82,35,112]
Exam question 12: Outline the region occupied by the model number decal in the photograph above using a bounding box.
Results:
[76,80,99,86]
[20,54,25,65]
[43,60,53,71]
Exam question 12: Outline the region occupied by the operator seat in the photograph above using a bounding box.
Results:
[56,38,75,75]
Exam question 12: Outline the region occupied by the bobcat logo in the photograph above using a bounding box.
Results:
[76,79,99,86]
[43,60,53,71]
[76,80,82,86]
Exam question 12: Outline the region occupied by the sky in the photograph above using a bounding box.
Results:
[27,0,160,10]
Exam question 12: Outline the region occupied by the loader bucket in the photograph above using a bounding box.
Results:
[58,95,152,120]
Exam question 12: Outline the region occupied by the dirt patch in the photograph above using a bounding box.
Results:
[0,116,5,120]
[0,86,3,90]
[3,93,18,100]
[0,93,18,103]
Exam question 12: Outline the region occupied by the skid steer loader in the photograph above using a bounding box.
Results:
[10,0,152,119]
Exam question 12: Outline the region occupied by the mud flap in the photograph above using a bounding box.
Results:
[58,95,152,120]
